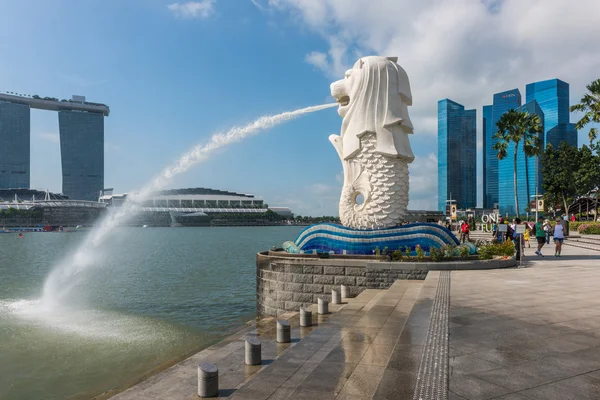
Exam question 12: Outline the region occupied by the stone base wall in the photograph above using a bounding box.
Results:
[257,252,517,316]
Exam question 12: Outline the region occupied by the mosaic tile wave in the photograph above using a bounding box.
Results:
[290,223,460,255]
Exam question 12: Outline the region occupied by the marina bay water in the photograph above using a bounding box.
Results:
[0,226,304,400]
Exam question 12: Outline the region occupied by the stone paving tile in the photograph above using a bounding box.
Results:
[450,246,600,400]
[372,370,417,400]
[449,374,512,399]
[450,354,502,375]
[520,374,600,400]
[335,364,385,398]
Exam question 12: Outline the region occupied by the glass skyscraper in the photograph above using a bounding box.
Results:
[0,101,30,189]
[482,105,493,206]
[483,89,521,209]
[498,100,545,215]
[526,79,578,149]
[437,99,476,212]
[59,110,104,200]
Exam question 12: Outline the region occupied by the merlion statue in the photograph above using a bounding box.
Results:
[329,56,415,230]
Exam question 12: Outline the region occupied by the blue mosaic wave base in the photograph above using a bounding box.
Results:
[291,223,460,255]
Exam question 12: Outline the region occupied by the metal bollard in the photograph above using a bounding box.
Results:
[341,285,349,299]
[277,320,291,343]
[318,297,329,315]
[300,307,312,327]
[245,337,261,365]
[332,289,341,305]
[198,362,218,398]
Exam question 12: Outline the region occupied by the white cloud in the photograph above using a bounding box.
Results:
[264,0,600,137]
[305,51,328,72]
[168,1,215,19]
[38,132,59,143]
[408,152,438,211]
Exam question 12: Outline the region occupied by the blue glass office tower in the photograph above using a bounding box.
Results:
[498,100,545,215]
[482,105,493,206]
[0,101,30,189]
[59,110,104,200]
[437,99,476,212]
[526,79,577,149]
[483,89,521,209]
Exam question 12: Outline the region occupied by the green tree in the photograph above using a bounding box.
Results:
[540,142,581,215]
[493,110,543,217]
[576,143,600,217]
[571,79,600,144]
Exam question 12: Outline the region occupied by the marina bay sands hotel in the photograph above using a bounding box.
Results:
[0,93,109,200]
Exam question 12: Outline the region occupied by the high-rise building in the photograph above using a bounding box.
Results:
[482,105,493,206]
[497,100,545,215]
[437,99,477,212]
[0,101,30,189]
[484,89,521,209]
[0,93,108,199]
[526,79,578,149]
[59,110,104,200]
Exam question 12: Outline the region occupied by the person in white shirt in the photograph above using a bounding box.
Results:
[553,218,565,257]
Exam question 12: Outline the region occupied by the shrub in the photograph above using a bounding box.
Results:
[375,246,380,256]
[578,223,600,234]
[415,245,425,261]
[404,246,412,259]
[429,247,443,262]
[478,241,515,260]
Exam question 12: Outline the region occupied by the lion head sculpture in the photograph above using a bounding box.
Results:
[330,56,415,162]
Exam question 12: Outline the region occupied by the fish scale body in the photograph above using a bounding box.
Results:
[339,133,409,230]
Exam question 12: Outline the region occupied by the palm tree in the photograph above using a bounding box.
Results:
[571,79,600,144]
[493,110,543,217]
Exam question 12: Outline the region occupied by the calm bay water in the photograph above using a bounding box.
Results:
[0,226,303,400]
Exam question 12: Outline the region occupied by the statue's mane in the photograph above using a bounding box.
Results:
[341,56,414,160]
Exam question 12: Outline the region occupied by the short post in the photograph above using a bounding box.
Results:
[332,288,341,305]
[276,320,291,343]
[340,285,349,299]
[300,307,312,327]
[198,362,218,398]
[245,337,261,365]
[318,297,329,315]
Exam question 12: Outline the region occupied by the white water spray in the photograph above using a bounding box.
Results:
[41,103,336,306]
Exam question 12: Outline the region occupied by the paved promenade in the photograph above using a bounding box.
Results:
[109,245,599,400]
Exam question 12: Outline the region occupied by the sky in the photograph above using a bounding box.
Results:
[1,0,599,216]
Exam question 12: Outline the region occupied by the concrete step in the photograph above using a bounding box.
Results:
[229,279,424,399]
[373,271,450,400]
[564,237,600,252]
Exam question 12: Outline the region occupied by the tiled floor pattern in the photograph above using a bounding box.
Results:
[449,246,600,400]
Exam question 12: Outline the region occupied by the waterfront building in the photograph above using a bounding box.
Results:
[99,187,293,226]
[526,79,578,149]
[0,93,109,199]
[59,110,104,200]
[0,101,30,189]
[497,100,545,215]
[484,88,521,209]
[437,99,477,212]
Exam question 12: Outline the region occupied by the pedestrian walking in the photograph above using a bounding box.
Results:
[553,217,565,257]
[523,224,531,248]
[543,219,552,244]
[460,220,470,243]
[534,216,546,257]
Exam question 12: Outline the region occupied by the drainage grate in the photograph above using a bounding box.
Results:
[413,271,450,400]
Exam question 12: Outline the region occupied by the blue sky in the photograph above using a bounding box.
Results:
[1,0,599,216]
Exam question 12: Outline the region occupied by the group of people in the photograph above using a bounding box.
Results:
[493,216,566,258]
